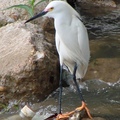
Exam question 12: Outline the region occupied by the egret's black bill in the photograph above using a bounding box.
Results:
[25,11,48,23]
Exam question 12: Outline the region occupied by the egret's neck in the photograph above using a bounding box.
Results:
[54,12,72,30]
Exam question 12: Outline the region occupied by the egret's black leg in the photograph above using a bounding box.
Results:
[73,63,92,119]
[58,65,63,114]
[56,63,92,119]
[73,63,85,102]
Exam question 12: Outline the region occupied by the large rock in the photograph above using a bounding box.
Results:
[0,21,59,105]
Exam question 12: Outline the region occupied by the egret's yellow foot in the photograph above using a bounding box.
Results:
[56,111,75,120]
[75,101,92,119]
[56,101,92,120]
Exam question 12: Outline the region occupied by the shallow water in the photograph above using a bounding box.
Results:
[0,80,120,119]
[29,79,120,119]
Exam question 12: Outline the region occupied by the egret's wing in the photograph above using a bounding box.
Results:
[77,18,90,64]
[75,16,90,77]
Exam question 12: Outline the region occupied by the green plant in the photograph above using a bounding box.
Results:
[4,0,48,17]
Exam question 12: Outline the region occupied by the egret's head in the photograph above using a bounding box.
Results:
[25,1,67,23]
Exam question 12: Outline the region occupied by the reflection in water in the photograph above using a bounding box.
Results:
[35,80,120,119]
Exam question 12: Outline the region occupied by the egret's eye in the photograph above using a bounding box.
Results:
[49,7,54,11]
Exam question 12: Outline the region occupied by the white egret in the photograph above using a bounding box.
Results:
[25,1,92,119]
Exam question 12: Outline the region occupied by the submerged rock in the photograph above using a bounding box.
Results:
[0,21,59,105]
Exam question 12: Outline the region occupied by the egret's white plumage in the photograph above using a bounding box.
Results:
[44,1,90,79]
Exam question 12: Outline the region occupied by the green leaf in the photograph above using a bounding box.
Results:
[29,0,36,6]
[35,0,47,7]
[4,4,34,17]
[31,0,36,6]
